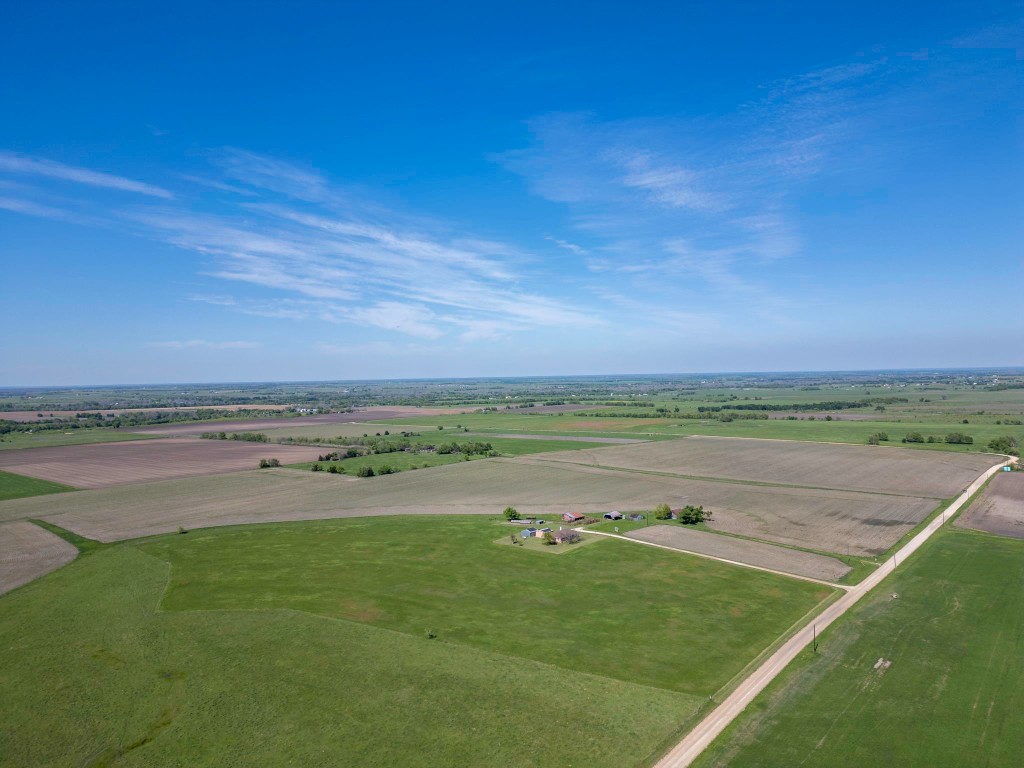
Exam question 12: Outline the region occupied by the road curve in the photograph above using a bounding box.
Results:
[653,456,1015,768]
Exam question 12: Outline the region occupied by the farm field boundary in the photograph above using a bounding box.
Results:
[654,457,1010,768]
[0,458,942,555]
[0,521,78,595]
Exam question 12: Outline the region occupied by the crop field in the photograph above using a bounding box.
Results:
[625,525,851,582]
[0,469,75,501]
[0,517,836,768]
[375,409,1024,456]
[126,406,474,436]
[0,438,325,489]
[955,471,1024,538]
[0,429,158,451]
[257,422,441,439]
[1,404,293,422]
[1,458,939,555]
[692,528,1024,768]
[534,436,999,498]
[0,520,78,594]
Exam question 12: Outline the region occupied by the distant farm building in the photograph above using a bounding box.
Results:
[562,512,585,523]
[510,519,536,526]
[553,529,581,544]
[604,511,623,520]
[520,528,538,539]
[533,527,553,538]
[628,513,645,522]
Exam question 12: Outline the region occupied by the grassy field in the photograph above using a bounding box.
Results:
[285,435,614,474]
[0,469,75,501]
[142,517,835,695]
[0,429,159,451]
[0,516,837,767]
[692,527,1024,767]
[375,410,1023,455]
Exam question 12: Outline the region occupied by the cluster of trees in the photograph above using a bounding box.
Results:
[318,449,361,461]
[944,432,974,445]
[310,463,346,474]
[697,397,907,413]
[200,431,269,442]
[867,432,890,445]
[653,503,711,524]
[988,436,1019,455]
[257,458,280,468]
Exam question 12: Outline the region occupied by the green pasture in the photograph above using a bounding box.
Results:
[0,546,695,768]
[693,527,1024,768]
[286,435,613,474]
[142,516,834,696]
[0,470,75,501]
[376,410,1020,454]
[0,516,837,767]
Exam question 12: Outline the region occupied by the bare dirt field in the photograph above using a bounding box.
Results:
[0,439,325,489]
[1,404,292,422]
[257,423,436,440]
[766,412,878,421]
[0,521,78,594]
[534,435,998,498]
[0,458,938,554]
[126,406,470,436]
[625,525,851,582]
[955,471,1024,538]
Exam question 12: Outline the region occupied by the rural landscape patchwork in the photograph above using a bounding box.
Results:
[2,3,1022,766]
[0,374,1021,766]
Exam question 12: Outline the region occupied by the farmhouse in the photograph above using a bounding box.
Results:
[552,529,580,544]
[562,512,585,523]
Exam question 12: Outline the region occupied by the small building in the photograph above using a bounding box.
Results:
[562,512,585,523]
[553,529,580,544]
[509,518,536,526]
[628,513,645,522]
[604,511,623,520]
[670,508,683,519]
[520,528,537,539]
[533,527,553,538]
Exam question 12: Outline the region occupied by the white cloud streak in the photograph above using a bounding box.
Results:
[0,151,172,198]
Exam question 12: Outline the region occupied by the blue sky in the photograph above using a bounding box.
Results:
[1,1,1021,385]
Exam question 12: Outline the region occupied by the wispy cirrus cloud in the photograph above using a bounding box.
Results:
[0,146,600,342]
[0,151,172,198]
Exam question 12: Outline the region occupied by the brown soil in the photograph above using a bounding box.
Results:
[0,438,325,489]
[0,521,78,594]
[955,471,1024,538]
[626,525,851,582]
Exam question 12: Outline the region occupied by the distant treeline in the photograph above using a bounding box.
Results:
[0,408,289,435]
[697,397,908,413]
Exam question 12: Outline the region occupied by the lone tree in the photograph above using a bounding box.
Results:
[503,506,520,521]
[654,503,672,520]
